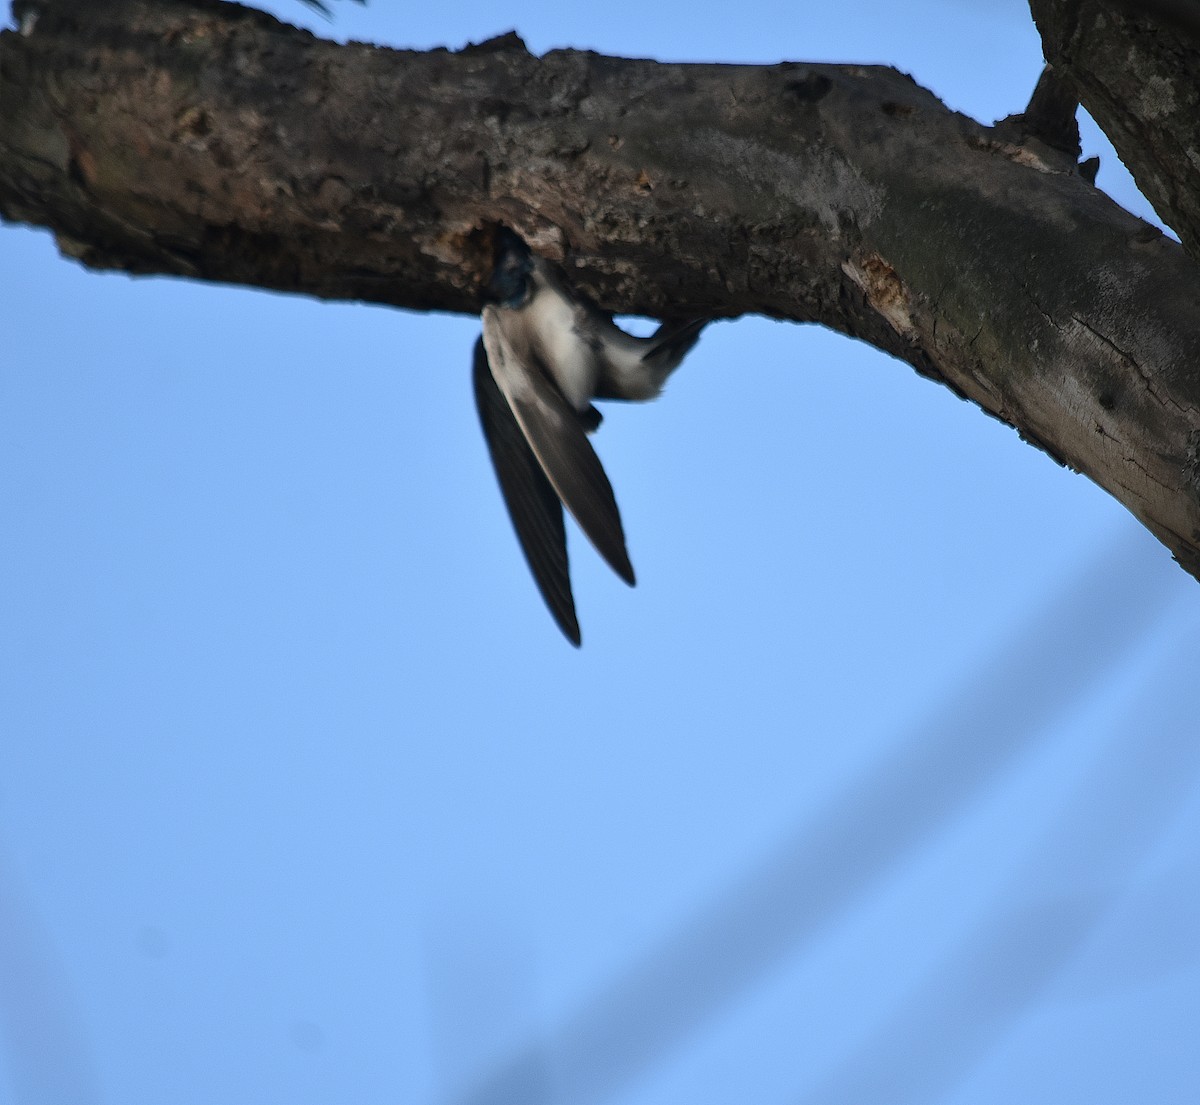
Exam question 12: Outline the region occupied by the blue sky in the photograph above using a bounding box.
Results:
[1,1,1198,1103]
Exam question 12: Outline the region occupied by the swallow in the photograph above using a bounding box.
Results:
[473,228,706,645]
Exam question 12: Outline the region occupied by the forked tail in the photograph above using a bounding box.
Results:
[643,318,708,371]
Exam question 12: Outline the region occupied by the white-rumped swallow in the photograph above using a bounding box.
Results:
[473,229,706,645]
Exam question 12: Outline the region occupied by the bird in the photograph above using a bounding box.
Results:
[473,228,706,646]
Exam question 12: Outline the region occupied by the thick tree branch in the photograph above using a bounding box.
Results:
[4,0,1200,578]
[1030,0,1200,259]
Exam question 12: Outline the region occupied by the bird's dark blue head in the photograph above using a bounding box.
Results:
[486,227,534,307]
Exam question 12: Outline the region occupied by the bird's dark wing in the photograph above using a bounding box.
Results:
[481,310,636,589]
[472,338,581,646]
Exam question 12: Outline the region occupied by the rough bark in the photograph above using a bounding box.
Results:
[1030,0,1200,260]
[4,0,1200,578]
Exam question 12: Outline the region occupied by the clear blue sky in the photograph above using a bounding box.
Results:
[2,1,1198,1103]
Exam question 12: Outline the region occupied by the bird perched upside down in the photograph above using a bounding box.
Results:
[473,229,706,645]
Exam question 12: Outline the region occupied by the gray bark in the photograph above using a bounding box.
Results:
[3,0,1200,578]
[1030,0,1200,261]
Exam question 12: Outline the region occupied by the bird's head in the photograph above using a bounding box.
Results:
[486,227,535,308]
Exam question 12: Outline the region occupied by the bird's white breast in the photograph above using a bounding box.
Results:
[526,280,598,411]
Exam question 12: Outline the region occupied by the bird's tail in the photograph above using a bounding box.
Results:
[642,318,708,371]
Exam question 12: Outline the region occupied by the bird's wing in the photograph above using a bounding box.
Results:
[472,338,581,646]
[481,309,636,589]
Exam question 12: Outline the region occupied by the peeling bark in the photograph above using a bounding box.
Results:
[3,0,1200,578]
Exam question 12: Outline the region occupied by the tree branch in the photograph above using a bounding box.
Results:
[1030,0,1200,259]
[4,0,1200,579]
[995,64,1081,160]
